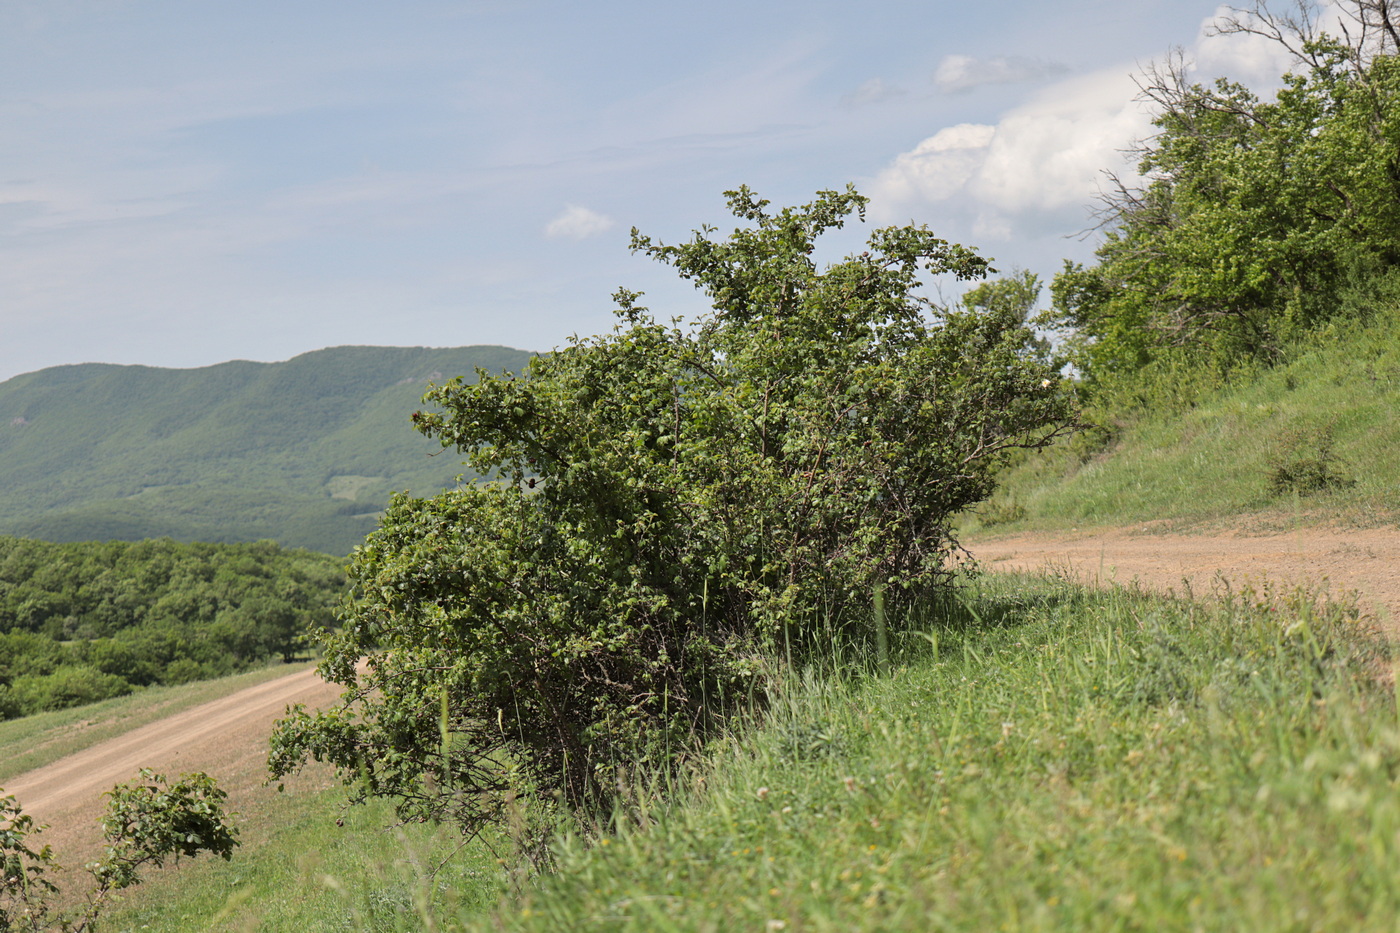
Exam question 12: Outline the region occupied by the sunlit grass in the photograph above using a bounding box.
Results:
[66,570,1400,932]
[455,573,1397,931]
[100,779,507,933]
[964,304,1400,535]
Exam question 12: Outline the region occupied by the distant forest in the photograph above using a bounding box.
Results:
[0,536,343,720]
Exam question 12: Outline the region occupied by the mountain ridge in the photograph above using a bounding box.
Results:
[0,345,534,554]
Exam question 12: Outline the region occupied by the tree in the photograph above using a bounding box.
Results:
[1049,0,1400,380]
[961,270,1052,359]
[269,186,1077,837]
[0,770,237,932]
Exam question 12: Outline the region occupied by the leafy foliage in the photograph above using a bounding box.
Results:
[0,537,343,720]
[270,186,1076,835]
[1048,1,1400,381]
[0,770,236,933]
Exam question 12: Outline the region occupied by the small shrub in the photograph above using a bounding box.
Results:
[10,665,132,714]
[1267,422,1355,496]
[0,770,237,932]
[976,498,1026,527]
[270,186,1079,837]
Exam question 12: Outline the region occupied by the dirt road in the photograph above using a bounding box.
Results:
[2,665,345,865]
[969,523,1400,631]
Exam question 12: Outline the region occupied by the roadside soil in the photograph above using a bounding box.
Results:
[2,665,345,881]
[969,522,1400,634]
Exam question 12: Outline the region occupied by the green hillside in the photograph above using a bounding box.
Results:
[0,345,533,554]
[962,295,1400,537]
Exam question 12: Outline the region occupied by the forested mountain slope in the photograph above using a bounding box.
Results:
[0,345,532,554]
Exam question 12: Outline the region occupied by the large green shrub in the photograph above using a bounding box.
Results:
[269,187,1077,832]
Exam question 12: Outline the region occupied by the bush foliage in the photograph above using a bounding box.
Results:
[0,769,237,933]
[270,186,1077,834]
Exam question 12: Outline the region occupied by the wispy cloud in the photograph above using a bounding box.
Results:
[840,78,905,109]
[933,55,1070,94]
[544,204,614,240]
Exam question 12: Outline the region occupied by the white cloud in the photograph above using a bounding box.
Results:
[840,78,905,108]
[871,12,1308,244]
[933,55,1070,94]
[1192,3,1309,89]
[871,124,995,210]
[544,204,614,240]
[971,70,1149,215]
[868,66,1149,241]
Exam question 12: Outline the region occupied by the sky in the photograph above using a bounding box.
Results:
[0,0,1303,383]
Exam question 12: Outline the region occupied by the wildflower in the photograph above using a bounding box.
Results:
[756,786,770,801]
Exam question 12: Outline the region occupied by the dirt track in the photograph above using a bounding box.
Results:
[969,524,1400,632]
[2,665,345,866]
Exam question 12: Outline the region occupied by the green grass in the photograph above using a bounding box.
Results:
[0,661,506,933]
[0,661,313,782]
[87,572,1399,931]
[99,780,507,933]
[962,304,1400,536]
[434,573,1397,931]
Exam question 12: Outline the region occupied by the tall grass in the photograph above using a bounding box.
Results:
[452,573,1397,931]
[79,570,1400,931]
[965,302,1400,534]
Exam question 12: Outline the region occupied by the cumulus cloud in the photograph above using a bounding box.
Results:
[871,123,996,208]
[869,67,1147,241]
[933,55,1070,94]
[1192,2,1306,89]
[544,204,614,240]
[870,11,1305,243]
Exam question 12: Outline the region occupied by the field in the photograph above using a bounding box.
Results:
[8,296,1400,932]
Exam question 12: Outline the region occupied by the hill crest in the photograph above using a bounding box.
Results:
[0,345,534,554]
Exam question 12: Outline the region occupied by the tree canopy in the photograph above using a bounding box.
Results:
[0,537,342,720]
[270,186,1077,837]
[1049,0,1400,381]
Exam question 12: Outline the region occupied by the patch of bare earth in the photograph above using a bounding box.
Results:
[2,666,345,889]
[969,523,1400,635]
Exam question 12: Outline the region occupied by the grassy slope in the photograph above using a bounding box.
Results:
[960,305,1400,537]
[0,663,504,932]
[86,574,1400,932]
[100,783,505,933]
[466,576,1397,932]
[32,313,1400,930]
[0,345,532,555]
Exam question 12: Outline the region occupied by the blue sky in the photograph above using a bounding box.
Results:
[1,0,1298,382]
